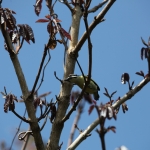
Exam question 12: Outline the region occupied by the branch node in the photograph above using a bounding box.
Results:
[54,71,63,84]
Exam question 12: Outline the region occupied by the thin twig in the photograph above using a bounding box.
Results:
[88,0,108,13]
[12,110,30,123]
[40,115,48,131]
[31,45,49,96]
[76,59,86,82]
[83,0,92,85]
[59,0,73,13]
[62,2,94,122]
[54,71,63,84]
[35,49,51,93]
[0,0,3,6]
[9,109,26,150]
[95,105,106,150]
[67,101,85,146]
[63,26,71,65]
[4,86,7,95]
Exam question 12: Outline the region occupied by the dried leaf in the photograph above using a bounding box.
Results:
[47,21,54,34]
[17,24,26,38]
[111,91,117,97]
[5,8,16,14]
[141,37,148,47]
[56,39,63,44]
[45,14,51,19]
[104,87,109,95]
[122,102,128,113]
[141,47,145,60]
[38,91,51,98]
[88,104,95,115]
[107,107,113,119]
[121,73,130,84]
[47,38,57,49]
[140,70,144,76]
[36,19,49,23]
[60,27,71,40]
[144,48,148,59]
[107,126,116,133]
[55,18,61,23]
[24,24,35,43]
[4,10,16,30]
[103,93,109,98]
[131,81,134,87]
[34,0,43,16]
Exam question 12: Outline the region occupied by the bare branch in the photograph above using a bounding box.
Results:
[74,0,116,53]
[35,49,51,93]
[88,0,108,13]
[47,4,83,150]
[59,0,73,13]
[31,45,49,96]
[0,13,45,150]
[67,76,150,150]
[9,109,26,150]
[12,110,30,123]
[67,101,85,146]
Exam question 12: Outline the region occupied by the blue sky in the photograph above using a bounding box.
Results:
[0,0,150,150]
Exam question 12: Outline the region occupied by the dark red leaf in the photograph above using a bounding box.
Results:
[103,93,109,98]
[47,21,54,34]
[36,19,49,23]
[104,87,109,95]
[122,102,128,113]
[45,14,51,19]
[34,0,43,16]
[111,91,117,97]
[141,37,148,47]
[60,27,71,40]
[83,94,93,104]
[47,38,57,49]
[140,70,144,76]
[5,8,16,14]
[141,48,145,60]
[88,104,95,115]
[144,48,148,59]
[55,18,61,23]
[136,72,142,76]
[38,91,51,98]
[107,126,116,133]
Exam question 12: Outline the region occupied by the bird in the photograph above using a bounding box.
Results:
[64,74,100,100]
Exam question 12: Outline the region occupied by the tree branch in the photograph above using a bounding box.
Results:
[31,45,49,96]
[46,4,82,150]
[74,0,116,53]
[88,0,108,13]
[0,22,45,150]
[67,76,150,150]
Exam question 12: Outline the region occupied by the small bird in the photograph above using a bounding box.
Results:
[64,74,100,100]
